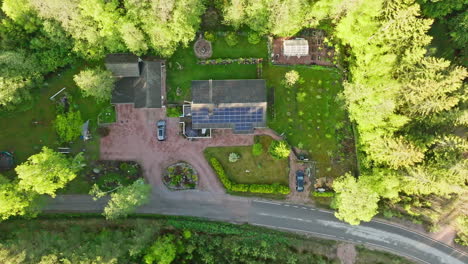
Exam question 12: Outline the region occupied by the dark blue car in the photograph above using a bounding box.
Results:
[296,170,305,192]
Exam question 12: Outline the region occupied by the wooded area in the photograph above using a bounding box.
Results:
[0,0,466,246]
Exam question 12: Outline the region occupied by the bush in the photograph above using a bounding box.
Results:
[166,106,182,117]
[268,140,291,159]
[252,143,263,156]
[225,32,239,47]
[204,31,216,42]
[231,183,250,192]
[209,158,232,190]
[284,70,300,87]
[312,191,335,197]
[228,152,240,163]
[54,110,83,142]
[247,32,261,44]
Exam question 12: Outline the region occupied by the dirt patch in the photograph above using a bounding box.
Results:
[336,243,357,264]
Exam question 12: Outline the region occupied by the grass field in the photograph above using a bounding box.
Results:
[263,64,356,179]
[204,135,289,185]
[166,34,267,103]
[0,63,112,193]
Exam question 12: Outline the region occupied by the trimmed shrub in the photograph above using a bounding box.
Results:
[228,152,240,163]
[247,31,261,44]
[209,158,232,189]
[268,140,291,159]
[225,32,239,47]
[204,31,216,42]
[252,143,263,156]
[231,183,250,192]
[312,191,335,197]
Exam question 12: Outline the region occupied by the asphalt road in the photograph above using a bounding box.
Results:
[45,188,468,264]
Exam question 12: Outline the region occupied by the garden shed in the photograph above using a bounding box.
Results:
[283,39,309,57]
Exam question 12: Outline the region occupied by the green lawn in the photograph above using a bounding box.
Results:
[166,35,267,103]
[204,135,289,185]
[211,35,268,58]
[0,62,112,193]
[263,64,356,179]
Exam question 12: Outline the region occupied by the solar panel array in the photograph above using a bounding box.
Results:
[192,107,263,132]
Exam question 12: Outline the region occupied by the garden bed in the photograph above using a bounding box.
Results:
[163,162,198,190]
[98,105,116,125]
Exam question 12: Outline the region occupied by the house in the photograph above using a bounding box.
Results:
[283,39,309,57]
[181,79,267,137]
[105,54,165,108]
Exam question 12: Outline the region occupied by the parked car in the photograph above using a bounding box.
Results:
[157,120,166,141]
[296,170,305,192]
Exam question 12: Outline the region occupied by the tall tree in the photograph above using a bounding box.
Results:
[0,50,42,109]
[16,147,84,197]
[399,57,467,117]
[0,174,38,220]
[54,110,84,143]
[333,173,380,225]
[103,179,151,220]
[74,68,115,101]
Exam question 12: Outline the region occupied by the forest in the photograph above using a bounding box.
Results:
[0,0,466,247]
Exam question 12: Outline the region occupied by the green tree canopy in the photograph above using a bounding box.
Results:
[103,179,151,220]
[0,174,38,220]
[16,147,84,197]
[74,68,115,101]
[333,173,380,225]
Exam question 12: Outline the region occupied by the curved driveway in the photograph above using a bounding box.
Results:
[46,187,468,264]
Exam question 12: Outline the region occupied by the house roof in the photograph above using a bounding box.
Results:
[191,79,266,105]
[283,39,309,56]
[110,59,162,108]
[105,54,140,77]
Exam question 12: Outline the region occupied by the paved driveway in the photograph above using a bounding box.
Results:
[101,104,275,193]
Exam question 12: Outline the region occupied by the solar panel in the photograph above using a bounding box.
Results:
[192,106,263,131]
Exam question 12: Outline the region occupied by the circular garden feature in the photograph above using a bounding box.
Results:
[163,162,198,190]
[194,38,212,59]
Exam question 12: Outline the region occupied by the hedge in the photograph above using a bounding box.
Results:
[312,191,335,197]
[209,158,290,195]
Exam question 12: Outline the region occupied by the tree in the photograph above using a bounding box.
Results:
[0,174,37,221]
[284,70,300,87]
[54,110,83,143]
[333,173,380,225]
[143,234,177,264]
[268,140,290,159]
[0,50,42,109]
[399,57,467,117]
[16,147,84,197]
[103,179,151,220]
[74,68,115,102]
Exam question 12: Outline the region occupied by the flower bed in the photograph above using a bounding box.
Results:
[197,58,263,65]
[86,160,142,191]
[163,162,198,190]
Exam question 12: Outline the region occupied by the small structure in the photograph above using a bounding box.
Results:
[194,36,212,59]
[180,79,267,136]
[0,151,14,171]
[283,39,309,57]
[105,54,165,108]
[81,120,91,141]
